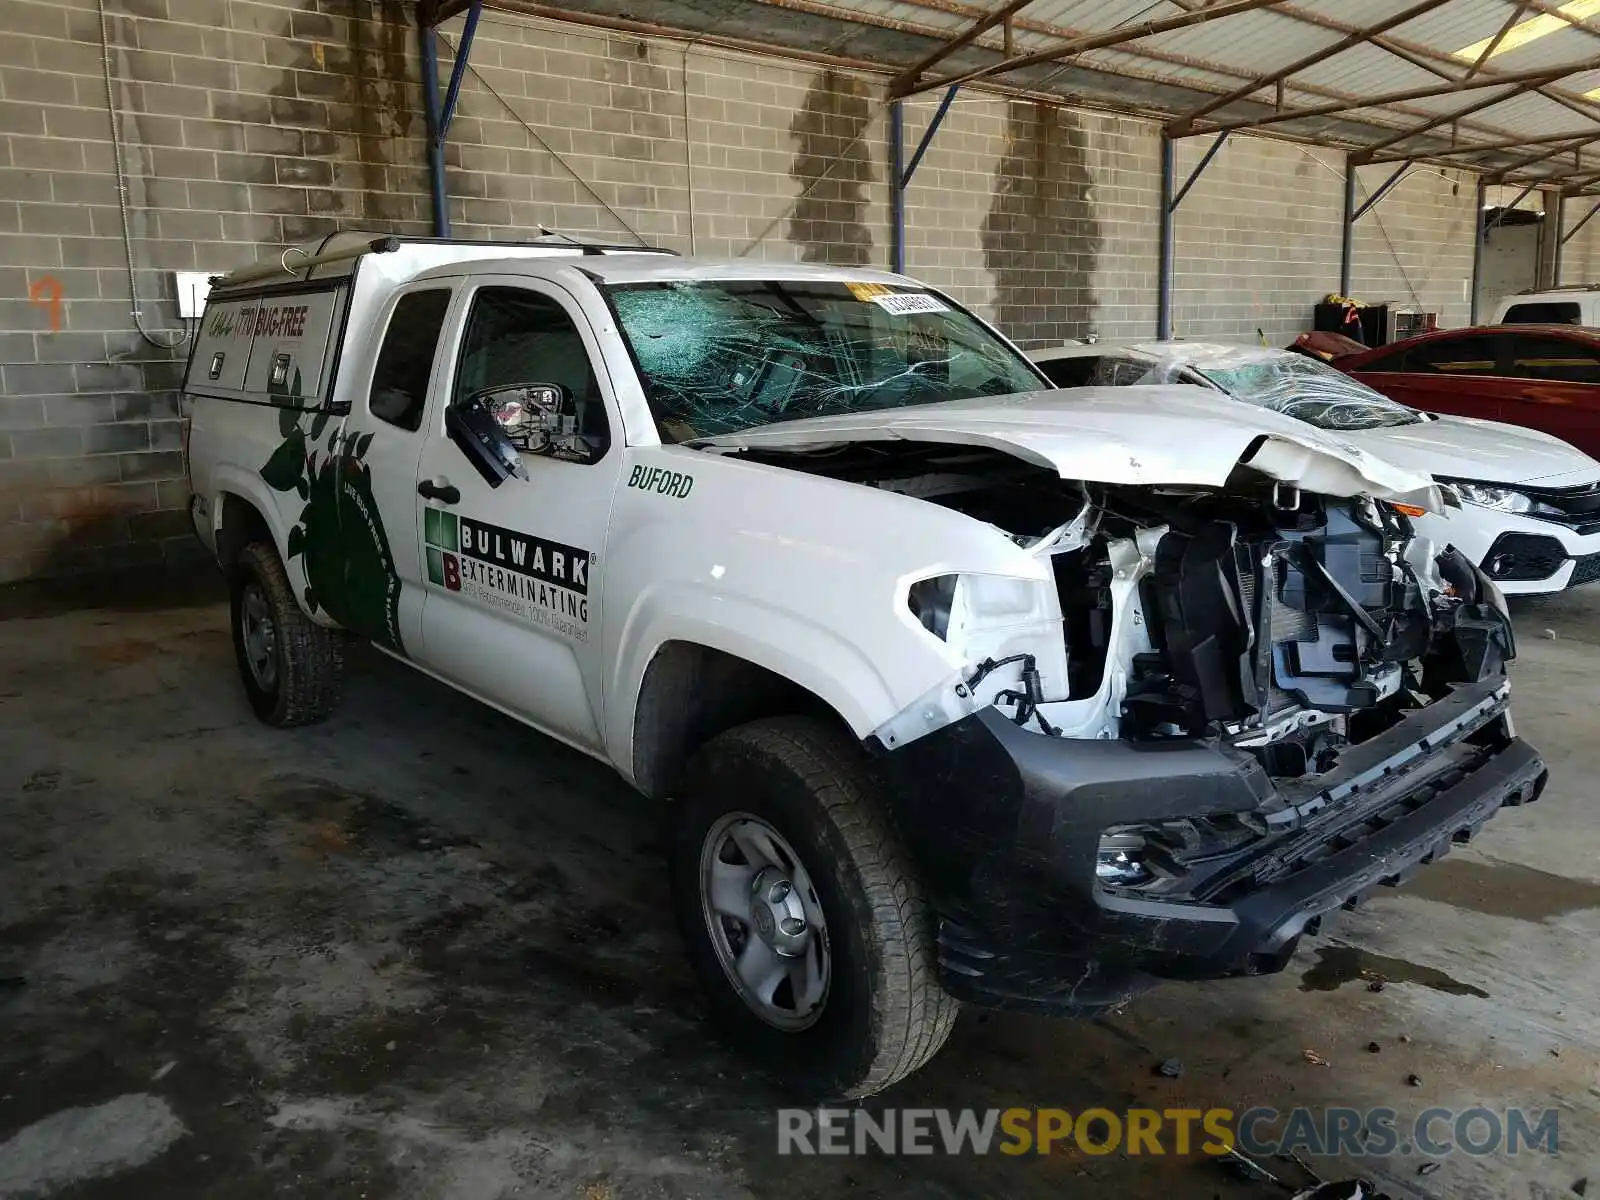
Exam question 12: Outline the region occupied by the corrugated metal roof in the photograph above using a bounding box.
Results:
[1146,10,1339,63]
[465,0,1600,187]
[1289,41,1444,94]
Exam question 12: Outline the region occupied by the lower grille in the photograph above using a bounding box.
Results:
[1569,553,1600,588]
[1261,752,1478,881]
[1483,532,1568,582]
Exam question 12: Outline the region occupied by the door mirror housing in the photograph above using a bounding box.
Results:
[463,383,598,464]
[480,383,565,447]
[445,391,531,488]
[447,383,599,486]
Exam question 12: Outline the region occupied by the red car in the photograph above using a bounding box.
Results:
[1311,325,1600,459]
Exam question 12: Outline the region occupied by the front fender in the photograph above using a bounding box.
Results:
[598,447,1057,779]
[606,581,908,778]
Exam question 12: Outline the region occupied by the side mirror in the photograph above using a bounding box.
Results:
[478,383,567,449]
[445,390,532,488]
[446,383,594,486]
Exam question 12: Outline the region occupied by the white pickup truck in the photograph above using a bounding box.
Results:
[186,233,1546,1098]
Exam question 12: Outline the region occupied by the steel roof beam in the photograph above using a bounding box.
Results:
[1508,0,1600,44]
[1353,162,1412,219]
[890,0,1286,100]
[1366,127,1599,163]
[1465,1,1529,78]
[1168,0,1451,135]
[1489,131,1600,179]
[1195,61,1586,137]
[1355,78,1564,160]
[888,0,1037,97]
[1565,199,1600,241]
[1370,29,1600,130]
[1209,3,1600,133]
[894,0,1581,146]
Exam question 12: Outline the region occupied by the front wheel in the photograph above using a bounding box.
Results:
[230,541,343,727]
[671,716,958,1099]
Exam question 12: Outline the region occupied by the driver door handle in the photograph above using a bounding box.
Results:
[417,479,460,505]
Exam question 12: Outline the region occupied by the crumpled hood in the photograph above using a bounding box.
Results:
[696,385,1442,503]
[1343,414,1600,488]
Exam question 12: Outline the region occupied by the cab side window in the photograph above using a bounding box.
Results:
[368,289,452,432]
[1502,301,1581,325]
[454,286,609,458]
[1403,335,1498,376]
[1348,347,1405,372]
[1035,356,1101,387]
[1036,355,1152,387]
[1507,334,1600,384]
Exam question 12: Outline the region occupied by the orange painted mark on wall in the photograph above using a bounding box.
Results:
[29,275,63,332]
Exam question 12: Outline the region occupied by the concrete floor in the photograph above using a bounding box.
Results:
[1,578,1597,1200]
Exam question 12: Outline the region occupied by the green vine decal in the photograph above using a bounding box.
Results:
[258,371,406,654]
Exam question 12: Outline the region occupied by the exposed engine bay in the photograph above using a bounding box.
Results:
[738,440,1515,785]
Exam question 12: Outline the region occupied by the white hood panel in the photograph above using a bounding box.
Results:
[698,386,1440,501]
[1346,414,1600,488]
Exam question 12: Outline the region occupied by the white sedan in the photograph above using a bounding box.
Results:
[1030,341,1600,596]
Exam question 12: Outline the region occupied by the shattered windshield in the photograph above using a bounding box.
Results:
[1191,352,1422,430]
[604,280,1046,442]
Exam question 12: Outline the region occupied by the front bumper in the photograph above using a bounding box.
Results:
[880,679,1546,1015]
[1479,533,1600,592]
[1414,506,1600,596]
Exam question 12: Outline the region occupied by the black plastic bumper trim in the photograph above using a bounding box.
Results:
[881,680,1544,1016]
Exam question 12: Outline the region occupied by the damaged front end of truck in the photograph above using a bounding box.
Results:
[712,405,1547,1014]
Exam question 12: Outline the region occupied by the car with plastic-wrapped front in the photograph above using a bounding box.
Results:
[1033,340,1600,595]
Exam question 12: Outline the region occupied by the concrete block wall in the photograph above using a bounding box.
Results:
[0,0,1516,582]
[1168,135,1349,343]
[900,95,1155,346]
[1350,162,1477,327]
[893,97,1482,350]
[1559,195,1600,283]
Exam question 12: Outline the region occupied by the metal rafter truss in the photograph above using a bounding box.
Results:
[879,0,1600,184]
[889,0,1288,100]
[415,0,1600,188]
[414,0,1600,225]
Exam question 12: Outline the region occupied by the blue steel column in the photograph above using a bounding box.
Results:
[891,86,958,275]
[421,24,446,237]
[420,0,484,238]
[890,101,905,274]
[1471,176,1487,323]
[1340,160,1357,297]
[1157,132,1227,340]
[1551,193,1566,286]
[1157,135,1174,340]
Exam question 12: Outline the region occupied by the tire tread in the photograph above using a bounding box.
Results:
[236,541,343,726]
[706,716,958,1097]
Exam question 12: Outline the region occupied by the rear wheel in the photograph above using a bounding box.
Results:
[671,716,958,1098]
[229,541,343,727]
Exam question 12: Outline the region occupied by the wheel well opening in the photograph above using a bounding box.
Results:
[632,642,848,799]
[217,494,273,574]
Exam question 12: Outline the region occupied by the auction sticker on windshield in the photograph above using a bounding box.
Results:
[872,292,950,316]
[845,282,891,301]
